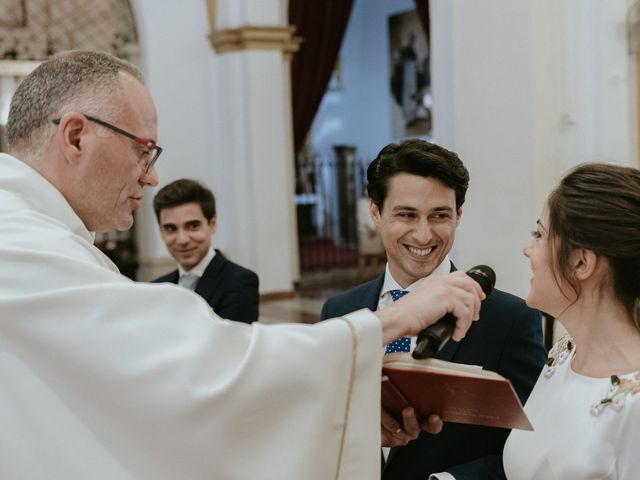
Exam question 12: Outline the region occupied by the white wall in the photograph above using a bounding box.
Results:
[442,0,635,298]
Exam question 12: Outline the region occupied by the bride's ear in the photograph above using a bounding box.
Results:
[571,248,598,281]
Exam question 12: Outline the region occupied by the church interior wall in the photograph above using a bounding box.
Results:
[118,0,639,297]
[312,0,637,300]
[132,0,218,279]
[448,0,635,299]
[0,0,636,297]
[132,0,300,293]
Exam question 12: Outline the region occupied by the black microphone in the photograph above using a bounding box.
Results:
[412,265,496,360]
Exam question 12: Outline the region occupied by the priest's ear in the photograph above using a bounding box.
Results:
[52,113,90,165]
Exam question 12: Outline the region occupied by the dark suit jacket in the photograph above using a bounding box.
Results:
[320,268,546,480]
[153,249,259,324]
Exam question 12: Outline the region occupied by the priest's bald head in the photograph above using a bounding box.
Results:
[6,50,160,232]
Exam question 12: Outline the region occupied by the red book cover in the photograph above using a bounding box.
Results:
[381,353,533,431]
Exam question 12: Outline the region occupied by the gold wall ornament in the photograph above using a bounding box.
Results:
[205,0,302,60]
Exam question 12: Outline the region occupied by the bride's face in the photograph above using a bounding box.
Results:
[522,204,574,317]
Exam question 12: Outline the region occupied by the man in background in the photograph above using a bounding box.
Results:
[321,139,546,480]
[153,179,259,324]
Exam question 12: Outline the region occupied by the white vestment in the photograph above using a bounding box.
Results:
[0,153,382,479]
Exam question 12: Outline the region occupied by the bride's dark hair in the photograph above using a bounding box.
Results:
[547,162,640,327]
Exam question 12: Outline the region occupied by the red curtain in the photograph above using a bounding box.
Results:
[289,0,354,155]
[414,0,431,46]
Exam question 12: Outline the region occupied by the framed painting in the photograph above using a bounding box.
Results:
[388,9,431,138]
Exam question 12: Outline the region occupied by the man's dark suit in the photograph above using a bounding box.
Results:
[320,268,546,480]
[153,249,259,324]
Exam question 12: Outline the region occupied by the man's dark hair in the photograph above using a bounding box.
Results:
[366,139,470,212]
[153,179,216,221]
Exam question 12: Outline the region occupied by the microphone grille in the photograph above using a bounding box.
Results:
[466,265,496,297]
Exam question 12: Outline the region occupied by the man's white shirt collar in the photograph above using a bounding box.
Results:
[377,256,452,347]
[178,248,216,279]
[379,255,452,308]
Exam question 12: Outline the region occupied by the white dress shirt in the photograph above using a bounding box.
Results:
[178,247,216,281]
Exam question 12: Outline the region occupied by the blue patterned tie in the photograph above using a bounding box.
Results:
[385,289,411,354]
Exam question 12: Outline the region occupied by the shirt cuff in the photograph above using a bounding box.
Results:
[429,472,455,480]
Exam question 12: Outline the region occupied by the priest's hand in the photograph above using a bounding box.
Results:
[377,272,484,345]
[381,407,443,447]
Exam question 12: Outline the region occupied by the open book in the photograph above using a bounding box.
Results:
[382,353,533,431]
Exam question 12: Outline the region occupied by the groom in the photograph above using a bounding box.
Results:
[321,140,546,480]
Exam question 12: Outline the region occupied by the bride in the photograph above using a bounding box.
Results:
[503,163,640,479]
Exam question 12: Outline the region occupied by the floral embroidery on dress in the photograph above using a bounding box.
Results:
[544,334,574,379]
[590,372,640,416]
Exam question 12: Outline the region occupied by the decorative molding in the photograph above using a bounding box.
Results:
[210,25,302,59]
[205,0,302,60]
